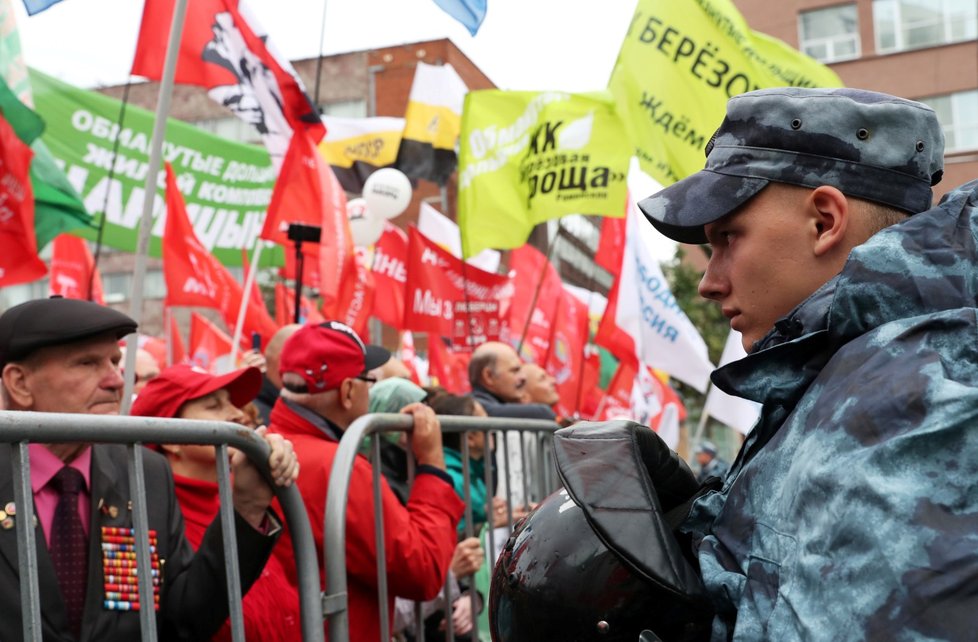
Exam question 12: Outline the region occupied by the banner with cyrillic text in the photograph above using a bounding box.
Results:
[403,227,512,351]
[457,90,630,257]
[609,0,842,186]
[30,68,279,267]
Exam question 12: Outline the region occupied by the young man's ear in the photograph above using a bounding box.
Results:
[1,363,33,409]
[809,185,850,257]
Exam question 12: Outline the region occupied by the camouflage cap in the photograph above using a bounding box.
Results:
[638,88,945,244]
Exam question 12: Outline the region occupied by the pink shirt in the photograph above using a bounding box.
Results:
[29,444,92,547]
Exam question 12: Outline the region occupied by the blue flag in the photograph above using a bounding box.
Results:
[22,0,65,15]
[433,0,486,36]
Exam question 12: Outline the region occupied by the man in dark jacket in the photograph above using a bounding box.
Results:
[469,341,556,510]
[640,88,978,639]
[0,297,298,641]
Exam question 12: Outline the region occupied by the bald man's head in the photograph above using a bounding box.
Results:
[469,341,525,402]
[521,363,559,406]
[265,324,300,389]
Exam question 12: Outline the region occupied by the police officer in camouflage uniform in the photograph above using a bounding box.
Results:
[638,87,978,640]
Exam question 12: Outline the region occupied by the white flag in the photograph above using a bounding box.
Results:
[614,165,715,391]
[418,202,501,273]
[704,330,761,435]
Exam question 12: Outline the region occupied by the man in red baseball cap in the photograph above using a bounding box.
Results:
[268,321,463,642]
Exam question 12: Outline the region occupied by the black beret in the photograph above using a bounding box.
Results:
[0,297,138,366]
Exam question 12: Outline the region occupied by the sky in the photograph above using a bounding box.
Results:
[12,0,637,93]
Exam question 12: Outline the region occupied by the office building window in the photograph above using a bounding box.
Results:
[799,4,860,62]
[874,0,977,53]
[195,116,263,146]
[320,99,368,118]
[919,90,978,152]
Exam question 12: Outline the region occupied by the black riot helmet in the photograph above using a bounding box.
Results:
[489,421,714,641]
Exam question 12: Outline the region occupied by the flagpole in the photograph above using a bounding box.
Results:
[165,306,173,366]
[121,0,189,415]
[515,230,560,357]
[230,242,263,366]
[312,0,329,110]
[574,217,607,416]
[89,78,133,299]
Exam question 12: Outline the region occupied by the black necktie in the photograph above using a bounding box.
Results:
[50,466,88,637]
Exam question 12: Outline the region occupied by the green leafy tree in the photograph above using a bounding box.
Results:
[662,247,744,457]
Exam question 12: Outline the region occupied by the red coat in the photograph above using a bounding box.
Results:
[174,474,301,642]
[269,399,463,642]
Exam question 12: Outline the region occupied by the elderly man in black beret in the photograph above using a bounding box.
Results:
[0,296,299,641]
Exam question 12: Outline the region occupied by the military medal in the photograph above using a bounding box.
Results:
[100,527,161,611]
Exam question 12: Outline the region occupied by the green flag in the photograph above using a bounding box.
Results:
[30,68,281,267]
[609,0,843,186]
[0,73,93,250]
[457,90,630,257]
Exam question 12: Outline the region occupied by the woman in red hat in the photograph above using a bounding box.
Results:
[131,364,300,642]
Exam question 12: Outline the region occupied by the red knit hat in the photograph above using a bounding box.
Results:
[130,364,262,419]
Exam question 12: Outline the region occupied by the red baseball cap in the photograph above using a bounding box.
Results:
[130,364,262,419]
[279,321,390,392]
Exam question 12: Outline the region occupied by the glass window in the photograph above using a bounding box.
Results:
[799,4,861,62]
[0,280,48,311]
[918,90,978,152]
[195,116,263,146]
[102,272,131,304]
[874,0,978,53]
[321,99,368,119]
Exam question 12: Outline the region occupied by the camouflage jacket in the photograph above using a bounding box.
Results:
[682,180,978,641]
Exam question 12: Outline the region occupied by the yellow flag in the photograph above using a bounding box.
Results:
[318,115,404,193]
[609,0,843,186]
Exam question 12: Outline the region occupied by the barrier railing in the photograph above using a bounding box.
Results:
[0,410,324,642]
[323,413,562,642]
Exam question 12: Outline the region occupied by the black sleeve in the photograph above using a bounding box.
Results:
[158,463,279,640]
[482,402,556,421]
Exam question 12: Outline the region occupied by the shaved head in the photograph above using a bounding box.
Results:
[265,324,300,389]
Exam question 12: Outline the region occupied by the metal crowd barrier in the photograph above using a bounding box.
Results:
[323,413,562,642]
[0,410,324,642]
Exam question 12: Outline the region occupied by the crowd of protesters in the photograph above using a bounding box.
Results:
[0,298,720,642]
[2,294,654,641]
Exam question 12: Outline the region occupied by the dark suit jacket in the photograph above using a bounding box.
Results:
[471,385,557,421]
[0,443,277,642]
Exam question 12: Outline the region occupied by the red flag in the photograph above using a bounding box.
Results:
[162,163,278,345]
[546,287,590,418]
[167,311,188,365]
[594,359,638,421]
[577,347,603,420]
[260,132,353,315]
[595,215,626,274]
[49,234,105,304]
[404,227,511,351]
[507,244,563,365]
[427,335,471,394]
[399,331,422,385]
[0,113,44,287]
[371,222,408,329]
[274,282,325,327]
[241,248,265,309]
[331,248,375,338]
[131,0,324,164]
[279,243,321,291]
[594,274,637,368]
[189,312,235,373]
